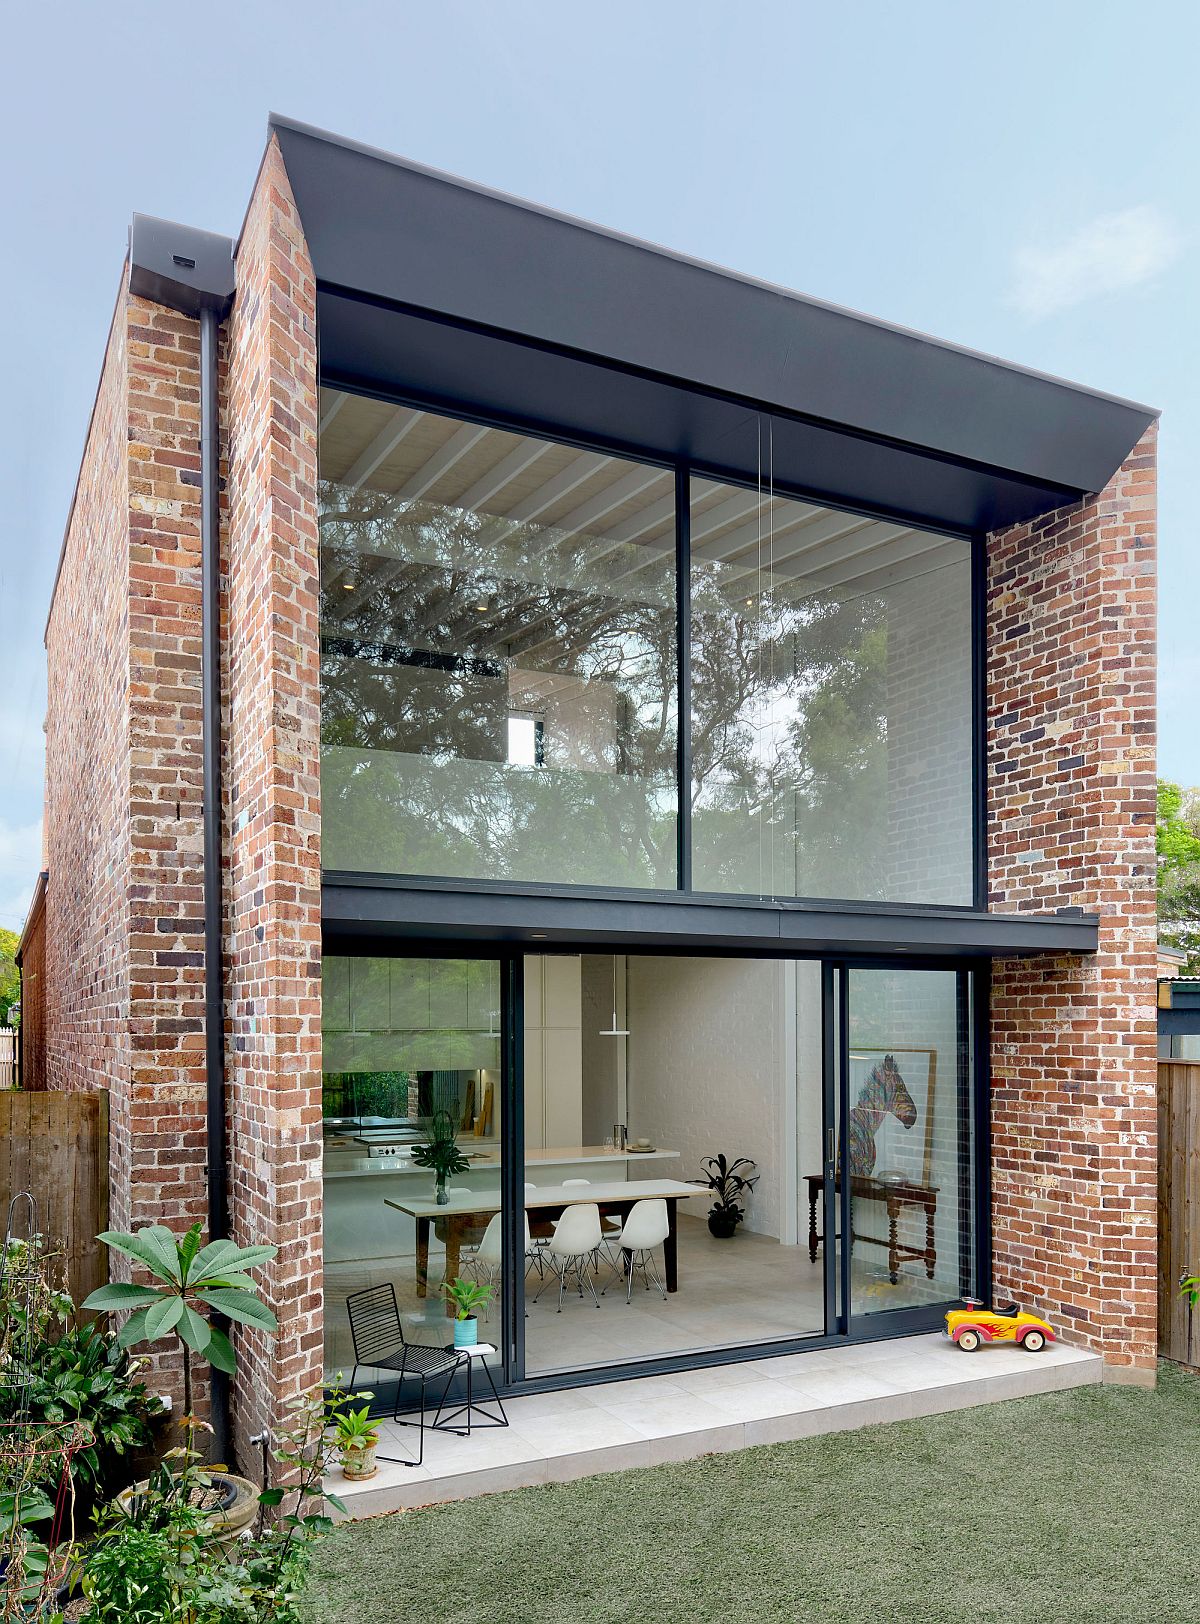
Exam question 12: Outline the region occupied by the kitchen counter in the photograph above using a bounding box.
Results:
[322,1143,680,1180]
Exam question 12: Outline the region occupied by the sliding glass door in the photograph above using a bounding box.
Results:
[320,948,981,1398]
[521,952,827,1377]
[321,953,510,1395]
[833,965,975,1333]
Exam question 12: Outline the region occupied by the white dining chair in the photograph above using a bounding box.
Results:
[534,1202,603,1311]
[465,1211,533,1320]
[561,1178,623,1265]
[605,1198,670,1304]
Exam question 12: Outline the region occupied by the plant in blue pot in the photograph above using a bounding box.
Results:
[441,1277,492,1348]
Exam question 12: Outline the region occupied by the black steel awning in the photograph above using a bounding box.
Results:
[321,878,1098,960]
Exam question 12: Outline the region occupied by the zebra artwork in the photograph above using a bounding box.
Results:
[847,1054,917,1177]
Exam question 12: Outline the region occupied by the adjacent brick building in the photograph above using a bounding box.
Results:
[27,116,1158,1469]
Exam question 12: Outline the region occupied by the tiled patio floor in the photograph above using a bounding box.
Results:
[329,1332,1102,1517]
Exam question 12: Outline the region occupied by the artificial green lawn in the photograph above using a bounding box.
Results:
[306,1364,1200,1624]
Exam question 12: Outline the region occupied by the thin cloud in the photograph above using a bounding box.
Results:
[1009,205,1180,319]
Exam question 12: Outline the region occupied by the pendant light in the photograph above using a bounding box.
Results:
[598,955,629,1037]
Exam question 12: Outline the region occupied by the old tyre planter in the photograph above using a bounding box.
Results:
[117,1470,260,1548]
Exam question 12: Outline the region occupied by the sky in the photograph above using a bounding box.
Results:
[1,0,1196,934]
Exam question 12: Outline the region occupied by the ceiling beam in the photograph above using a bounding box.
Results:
[319,391,348,435]
[502,450,612,525]
[392,420,491,504]
[453,437,552,511]
[341,406,424,491]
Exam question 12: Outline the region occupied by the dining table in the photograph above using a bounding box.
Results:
[384,1178,704,1297]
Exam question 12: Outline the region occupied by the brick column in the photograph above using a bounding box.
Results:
[43,285,216,1410]
[987,425,1157,1381]
[225,135,323,1459]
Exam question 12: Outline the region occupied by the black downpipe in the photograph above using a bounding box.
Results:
[199,307,230,1463]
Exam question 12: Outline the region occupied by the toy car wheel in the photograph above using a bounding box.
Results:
[1021,1329,1046,1352]
[956,1328,982,1352]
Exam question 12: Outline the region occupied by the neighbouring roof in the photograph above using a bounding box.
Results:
[270,113,1158,536]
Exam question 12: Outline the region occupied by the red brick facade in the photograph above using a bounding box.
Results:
[36,129,1158,1453]
[987,426,1158,1380]
[224,137,324,1453]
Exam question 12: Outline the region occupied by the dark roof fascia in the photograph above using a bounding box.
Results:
[127,215,235,320]
[320,877,1099,959]
[270,114,1158,502]
[15,870,48,967]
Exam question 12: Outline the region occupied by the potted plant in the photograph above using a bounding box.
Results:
[410,1106,471,1204]
[82,1223,278,1542]
[333,1404,381,1480]
[441,1276,492,1346]
[700,1154,759,1238]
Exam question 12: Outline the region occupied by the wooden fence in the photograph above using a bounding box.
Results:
[0,1089,109,1309]
[1158,1059,1200,1367]
[0,1026,16,1090]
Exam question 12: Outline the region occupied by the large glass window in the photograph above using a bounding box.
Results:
[838,966,973,1318]
[322,954,505,1384]
[690,475,974,904]
[319,389,978,906]
[522,953,826,1376]
[319,392,678,887]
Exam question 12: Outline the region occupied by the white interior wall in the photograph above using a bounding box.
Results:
[626,957,790,1238]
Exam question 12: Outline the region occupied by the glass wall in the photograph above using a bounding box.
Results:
[690,476,974,904]
[838,966,972,1317]
[522,953,825,1376]
[320,949,979,1387]
[322,954,505,1382]
[319,391,678,887]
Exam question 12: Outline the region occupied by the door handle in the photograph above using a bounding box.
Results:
[826,1128,835,1171]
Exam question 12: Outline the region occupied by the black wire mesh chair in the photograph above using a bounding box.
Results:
[346,1282,460,1467]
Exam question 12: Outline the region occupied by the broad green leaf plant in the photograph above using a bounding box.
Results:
[82,1223,277,1426]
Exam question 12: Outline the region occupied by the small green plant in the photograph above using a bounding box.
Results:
[333,1404,380,1453]
[441,1276,492,1321]
[83,1385,356,1623]
[82,1224,278,1423]
[15,1322,163,1500]
[1181,1274,1199,1308]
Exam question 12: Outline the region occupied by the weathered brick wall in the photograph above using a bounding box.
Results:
[124,295,211,1240]
[43,293,134,1204]
[42,285,215,1407]
[988,425,1157,1379]
[224,136,323,1463]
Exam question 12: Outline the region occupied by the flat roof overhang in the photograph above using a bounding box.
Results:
[321,878,1098,960]
[271,114,1158,536]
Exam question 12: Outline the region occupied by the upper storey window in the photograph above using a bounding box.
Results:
[319,387,976,907]
[688,476,974,906]
[318,390,678,888]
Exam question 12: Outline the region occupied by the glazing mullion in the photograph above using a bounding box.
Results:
[675,464,692,892]
[501,953,525,1384]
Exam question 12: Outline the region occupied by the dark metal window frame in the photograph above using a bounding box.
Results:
[318,368,985,914]
[323,938,990,1408]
